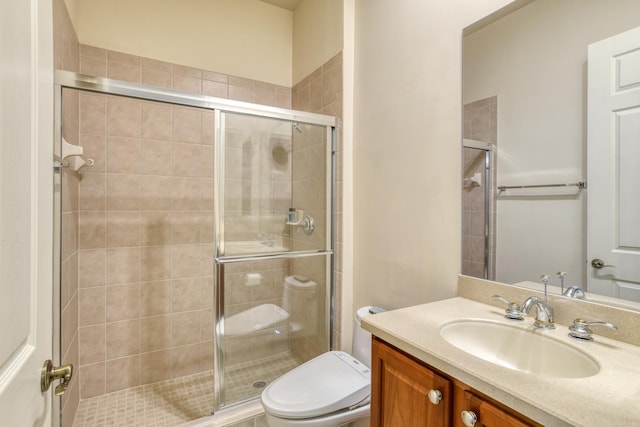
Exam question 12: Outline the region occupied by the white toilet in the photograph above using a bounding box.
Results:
[261,306,381,427]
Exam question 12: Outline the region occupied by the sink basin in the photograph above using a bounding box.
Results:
[440,320,599,378]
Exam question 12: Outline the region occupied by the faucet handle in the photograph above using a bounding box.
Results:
[569,318,618,341]
[491,295,524,321]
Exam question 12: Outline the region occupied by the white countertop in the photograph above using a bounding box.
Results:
[362,297,640,427]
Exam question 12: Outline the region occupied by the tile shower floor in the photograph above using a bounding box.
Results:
[72,352,300,427]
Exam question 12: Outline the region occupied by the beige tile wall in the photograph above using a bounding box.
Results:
[78,45,292,109]
[75,90,216,398]
[463,96,497,280]
[292,52,343,355]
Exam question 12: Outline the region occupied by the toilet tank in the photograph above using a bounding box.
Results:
[352,306,385,368]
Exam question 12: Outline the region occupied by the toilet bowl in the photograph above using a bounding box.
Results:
[261,306,382,427]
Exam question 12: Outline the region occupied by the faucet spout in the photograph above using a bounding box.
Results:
[521,296,555,329]
[563,285,585,299]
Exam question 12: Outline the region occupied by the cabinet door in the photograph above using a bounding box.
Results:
[457,390,534,427]
[371,338,451,427]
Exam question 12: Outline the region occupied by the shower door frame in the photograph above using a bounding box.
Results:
[462,139,493,280]
[53,70,337,416]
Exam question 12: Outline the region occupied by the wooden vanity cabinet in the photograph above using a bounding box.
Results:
[371,336,452,426]
[453,387,536,427]
[371,337,542,427]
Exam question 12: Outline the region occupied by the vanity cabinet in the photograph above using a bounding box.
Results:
[371,337,542,427]
[371,336,452,426]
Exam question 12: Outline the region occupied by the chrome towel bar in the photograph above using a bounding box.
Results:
[497,181,586,192]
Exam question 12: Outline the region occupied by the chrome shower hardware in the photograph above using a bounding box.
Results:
[298,214,315,235]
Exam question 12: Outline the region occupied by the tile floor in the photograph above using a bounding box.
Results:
[72,352,299,427]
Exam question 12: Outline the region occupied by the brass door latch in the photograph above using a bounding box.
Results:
[41,360,73,396]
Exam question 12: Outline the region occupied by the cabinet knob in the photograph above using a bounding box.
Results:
[427,389,442,405]
[461,410,478,427]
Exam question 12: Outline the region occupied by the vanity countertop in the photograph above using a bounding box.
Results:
[361,297,640,427]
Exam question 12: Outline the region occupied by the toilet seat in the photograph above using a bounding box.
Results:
[261,351,370,419]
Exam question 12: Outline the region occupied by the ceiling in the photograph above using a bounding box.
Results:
[259,0,301,11]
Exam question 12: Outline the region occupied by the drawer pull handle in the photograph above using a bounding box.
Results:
[427,389,442,405]
[461,410,478,427]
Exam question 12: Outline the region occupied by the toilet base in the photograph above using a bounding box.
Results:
[264,404,369,427]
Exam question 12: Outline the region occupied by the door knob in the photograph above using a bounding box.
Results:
[591,259,615,269]
[41,360,73,396]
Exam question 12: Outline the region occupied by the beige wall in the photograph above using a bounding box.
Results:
[72,0,293,86]
[352,0,512,310]
[292,0,343,85]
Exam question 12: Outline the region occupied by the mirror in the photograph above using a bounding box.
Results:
[461,0,640,307]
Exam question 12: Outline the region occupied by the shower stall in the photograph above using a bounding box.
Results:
[462,138,495,280]
[54,71,336,425]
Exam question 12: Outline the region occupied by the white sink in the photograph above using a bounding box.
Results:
[440,320,599,378]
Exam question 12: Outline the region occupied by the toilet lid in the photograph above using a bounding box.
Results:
[261,351,370,419]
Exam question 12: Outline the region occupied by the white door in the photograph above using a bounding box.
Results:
[0,0,54,425]
[587,26,640,301]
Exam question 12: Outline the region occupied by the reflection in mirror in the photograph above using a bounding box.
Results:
[462,0,640,306]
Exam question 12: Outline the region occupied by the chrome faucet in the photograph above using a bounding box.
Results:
[563,285,585,299]
[521,296,555,329]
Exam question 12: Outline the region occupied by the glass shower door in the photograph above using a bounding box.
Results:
[214,111,334,409]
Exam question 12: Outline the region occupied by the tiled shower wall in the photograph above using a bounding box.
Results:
[291,52,343,360]
[463,96,497,280]
[75,90,218,398]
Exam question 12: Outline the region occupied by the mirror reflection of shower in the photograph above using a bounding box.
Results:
[462,138,496,281]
